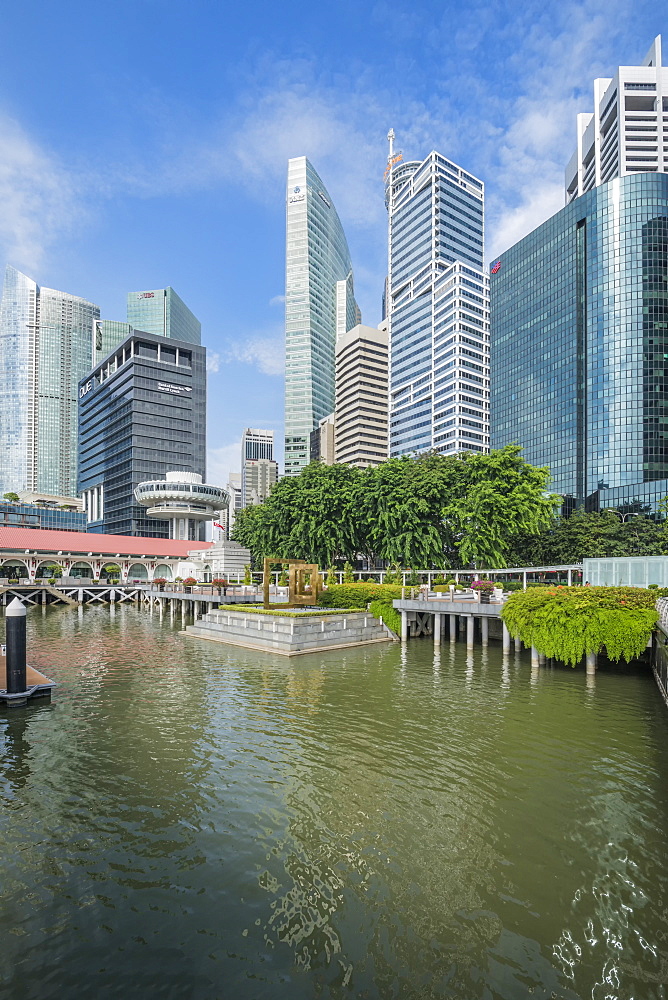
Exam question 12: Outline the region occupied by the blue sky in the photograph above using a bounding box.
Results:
[0,0,663,483]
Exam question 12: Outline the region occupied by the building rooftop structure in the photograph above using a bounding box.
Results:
[565,35,667,202]
[0,526,212,558]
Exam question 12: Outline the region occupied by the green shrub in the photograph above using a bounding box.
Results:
[369,600,401,636]
[217,604,361,617]
[405,569,419,586]
[432,574,447,586]
[501,585,658,666]
[318,582,403,609]
[326,565,337,586]
[383,563,402,585]
[343,562,355,583]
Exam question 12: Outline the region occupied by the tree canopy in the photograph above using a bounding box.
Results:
[508,508,665,565]
[232,445,559,568]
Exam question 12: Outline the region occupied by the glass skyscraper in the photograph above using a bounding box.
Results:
[490,172,668,511]
[385,144,489,457]
[78,330,206,536]
[284,156,360,474]
[127,287,201,345]
[0,264,99,498]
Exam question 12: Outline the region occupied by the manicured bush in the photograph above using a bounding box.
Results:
[432,574,447,586]
[471,580,495,594]
[369,599,401,636]
[501,585,658,666]
[318,582,403,609]
[343,562,355,583]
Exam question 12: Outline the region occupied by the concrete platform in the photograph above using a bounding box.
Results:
[184,608,395,656]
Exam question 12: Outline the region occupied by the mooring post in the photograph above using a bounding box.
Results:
[434,612,441,646]
[502,622,510,654]
[586,651,597,674]
[466,616,474,649]
[401,610,408,642]
[5,597,27,694]
[481,617,489,647]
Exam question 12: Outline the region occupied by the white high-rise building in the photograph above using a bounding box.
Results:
[566,36,667,202]
[284,157,360,475]
[0,265,99,497]
[385,135,489,458]
[335,323,389,468]
[241,429,277,506]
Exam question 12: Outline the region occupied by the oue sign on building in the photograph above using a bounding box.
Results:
[79,380,93,398]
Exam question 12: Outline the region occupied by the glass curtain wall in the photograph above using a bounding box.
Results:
[284,157,359,475]
[491,172,668,507]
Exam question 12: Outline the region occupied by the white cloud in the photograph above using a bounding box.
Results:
[224,333,284,376]
[0,111,84,273]
[206,351,220,373]
[207,441,241,487]
[269,294,285,306]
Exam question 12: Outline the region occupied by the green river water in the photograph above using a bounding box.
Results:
[1,605,667,999]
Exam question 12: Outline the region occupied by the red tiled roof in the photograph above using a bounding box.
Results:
[0,526,213,558]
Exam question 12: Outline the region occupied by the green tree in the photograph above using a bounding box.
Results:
[3,492,20,503]
[233,461,364,566]
[510,508,664,565]
[441,447,558,567]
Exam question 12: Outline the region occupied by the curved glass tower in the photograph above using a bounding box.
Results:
[491,172,668,511]
[284,157,359,475]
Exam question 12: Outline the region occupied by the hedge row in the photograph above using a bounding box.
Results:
[217,604,362,618]
[317,583,404,609]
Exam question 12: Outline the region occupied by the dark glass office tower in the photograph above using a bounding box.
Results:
[491,172,668,512]
[78,330,206,536]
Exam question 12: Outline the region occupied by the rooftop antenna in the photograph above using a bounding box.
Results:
[384,128,403,181]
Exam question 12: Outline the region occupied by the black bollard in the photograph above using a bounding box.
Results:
[5,597,27,694]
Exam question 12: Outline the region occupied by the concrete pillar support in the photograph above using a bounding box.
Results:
[449,614,456,642]
[531,645,539,667]
[502,622,511,654]
[481,617,489,646]
[434,613,441,646]
[586,651,597,674]
[466,616,474,649]
[514,636,522,652]
[401,610,408,642]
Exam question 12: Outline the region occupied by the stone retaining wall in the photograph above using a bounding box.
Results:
[185,609,393,655]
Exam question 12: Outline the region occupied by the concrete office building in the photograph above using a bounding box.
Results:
[385,134,489,458]
[78,330,206,536]
[310,414,336,465]
[566,36,667,203]
[284,156,360,474]
[0,264,100,498]
[127,287,201,345]
[241,429,277,506]
[220,472,243,538]
[335,323,389,467]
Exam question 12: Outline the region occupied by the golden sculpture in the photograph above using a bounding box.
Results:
[262,558,320,609]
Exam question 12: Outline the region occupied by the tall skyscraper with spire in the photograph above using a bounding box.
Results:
[284,157,360,475]
[385,132,489,458]
[0,264,99,497]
